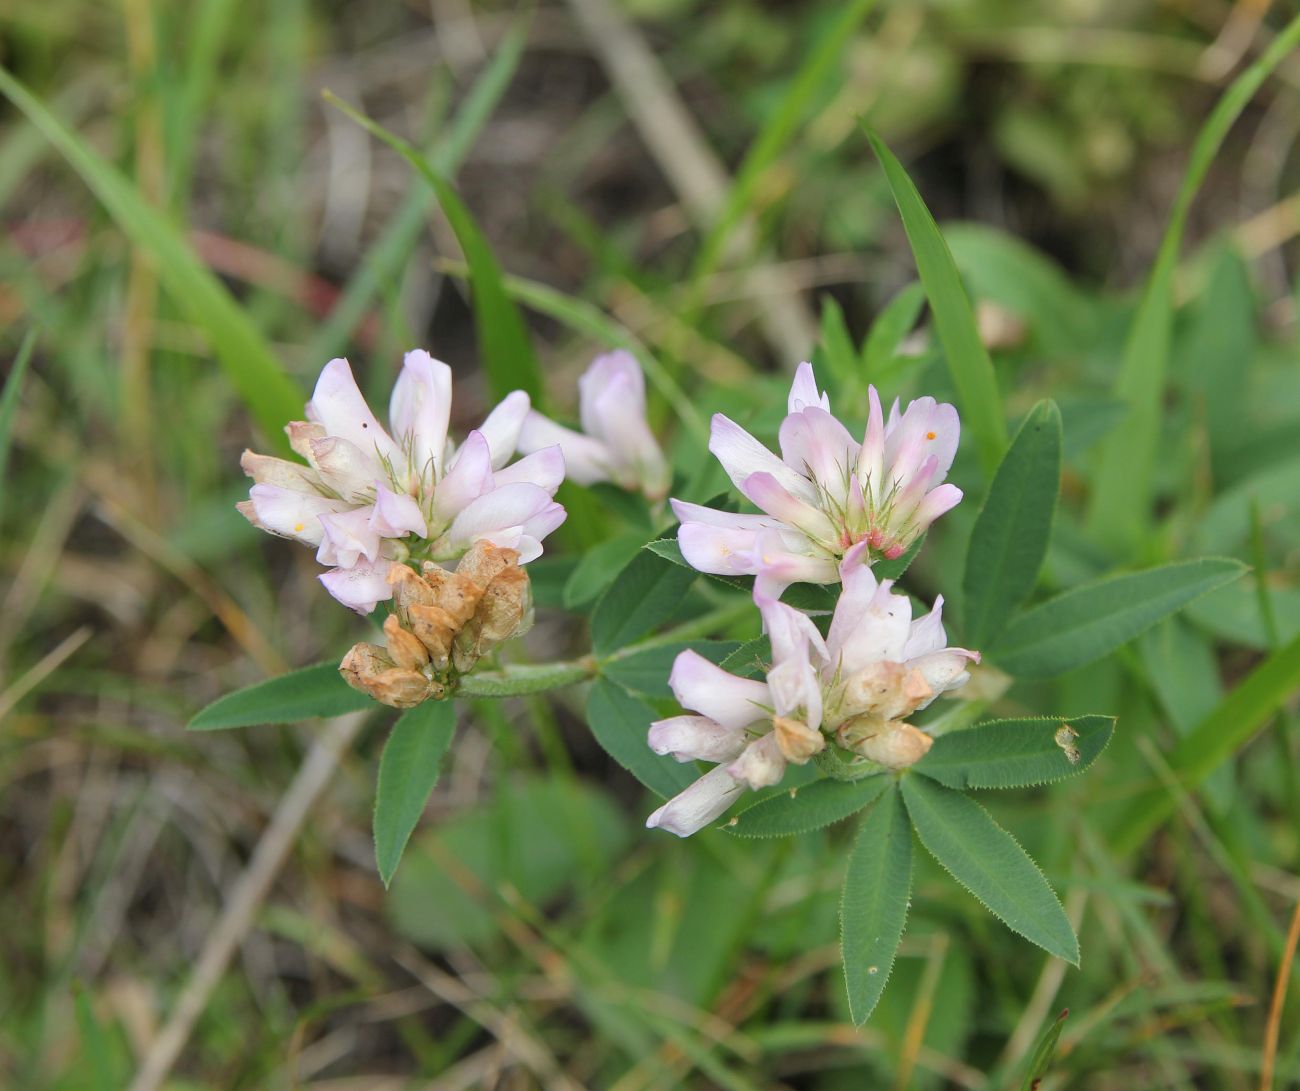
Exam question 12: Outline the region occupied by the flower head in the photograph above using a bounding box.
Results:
[672,363,962,597]
[644,542,977,836]
[516,350,670,501]
[238,352,566,613]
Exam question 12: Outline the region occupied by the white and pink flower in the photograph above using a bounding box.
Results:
[673,362,963,598]
[645,542,978,837]
[239,352,566,613]
[516,350,670,501]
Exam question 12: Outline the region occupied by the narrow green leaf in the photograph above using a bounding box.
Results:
[0,67,303,451]
[188,662,371,730]
[1086,14,1300,553]
[812,296,858,392]
[987,557,1247,678]
[731,774,888,838]
[585,678,697,799]
[1111,629,1300,853]
[901,775,1078,964]
[1019,1008,1070,1091]
[963,400,1062,645]
[591,541,697,656]
[841,785,912,1024]
[374,700,457,886]
[864,128,1008,475]
[563,532,647,609]
[916,715,1114,790]
[689,0,878,285]
[0,329,36,519]
[861,281,925,379]
[324,92,545,405]
[602,641,740,700]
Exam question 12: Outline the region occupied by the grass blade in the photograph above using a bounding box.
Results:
[840,785,911,1024]
[0,66,304,451]
[374,699,457,886]
[0,329,36,521]
[864,127,1008,475]
[1086,13,1300,554]
[324,90,545,406]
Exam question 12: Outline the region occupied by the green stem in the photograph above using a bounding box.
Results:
[457,658,596,698]
[813,746,884,782]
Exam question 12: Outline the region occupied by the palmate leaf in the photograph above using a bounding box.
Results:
[962,400,1062,646]
[373,700,458,886]
[840,784,912,1025]
[915,715,1114,790]
[584,678,697,800]
[188,662,371,730]
[901,774,1078,964]
[988,557,1246,678]
[729,774,889,838]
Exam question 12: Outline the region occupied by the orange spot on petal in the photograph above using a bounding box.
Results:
[925,431,936,440]
[293,522,305,532]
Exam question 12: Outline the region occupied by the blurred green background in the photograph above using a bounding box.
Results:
[2,0,1300,1087]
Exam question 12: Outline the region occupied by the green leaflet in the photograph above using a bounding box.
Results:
[987,557,1246,678]
[373,700,458,886]
[0,67,304,452]
[601,641,740,700]
[901,774,1078,964]
[1019,1008,1070,1091]
[585,678,698,800]
[865,127,1008,477]
[591,541,698,656]
[729,774,889,838]
[563,531,648,609]
[962,400,1062,646]
[861,282,925,383]
[323,92,545,406]
[840,785,912,1025]
[188,661,371,730]
[1086,14,1300,554]
[915,715,1114,790]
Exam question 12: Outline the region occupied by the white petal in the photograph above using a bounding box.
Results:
[669,650,771,729]
[749,529,838,598]
[239,450,318,491]
[856,386,887,502]
[787,361,830,414]
[433,430,495,524]
[709,414,816,502]
[319,557,395,615]
[765,657,823,728]
[906,649,979,708]
[758,592,829,667]
[317,507,383,567]
[884,397,960,485]
[677,521,760,577]
[579,350,645,439]
[902,595,948,659]
[305,358,400,464]
[521,499,566,542]
[645,766,745,837]
[246,483,349,547]
[741,471,838,542]
[389,349,453,475]
[309,435,383,500]
[648,714,747,762]
[477,391,531,470]
[494,445,566,494]
[518,411,612,485]
[778,407,860,503]
[446,482,554,549]
[670,499,776,532]
[829,542,912,674]
[725,733,787,790]
[370,484,428,538]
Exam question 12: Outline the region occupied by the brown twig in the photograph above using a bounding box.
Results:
[1260,898,1300,1091]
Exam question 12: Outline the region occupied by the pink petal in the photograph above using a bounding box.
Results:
[677,521,761,577]
[446,482,554,550]
[317,507,383,567]
[306,358,400,464]
[319,557,395,615]
[829,574,912,676]
[670,500,776,532]
[432,431,495,524]
[517,411,612,486]
[389,349,453,475]
[749,530,839,598]
[494,446,566,494]
[579,350,645,439]
[856,386,887,503]
[710,414,816,503]
[477,391,531,470]
[911,483,963,531]
[370,484,428,538]
[902,595,948,659]
[669,650,771,729]
[787,361,830,414]
[884,396,960,486]
[648,714,748,762]
[245,483,349,546]
[777,407,860,504]
[741,471,837,542]
[645,765,746,837]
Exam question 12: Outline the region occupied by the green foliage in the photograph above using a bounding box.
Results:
[729,774,889,838]
[591,540,698,655]
[962,400,1062,645]
[1019,1008,1070,1090]
[601,640,739,699]
[0,329,34,521]
[323,90,546,406]
[901,774,1078,964]
[865,127,1008,475]
[373,700,457,886]
[916,715,1114,789]
[988,558,1247,678]
[839,785,911,1025]
[585,678,697,799]
[187,662,371,730]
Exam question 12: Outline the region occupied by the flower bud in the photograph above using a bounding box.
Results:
[339,642,442,708]
[836,717,933,769]
[772,715,826,763]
